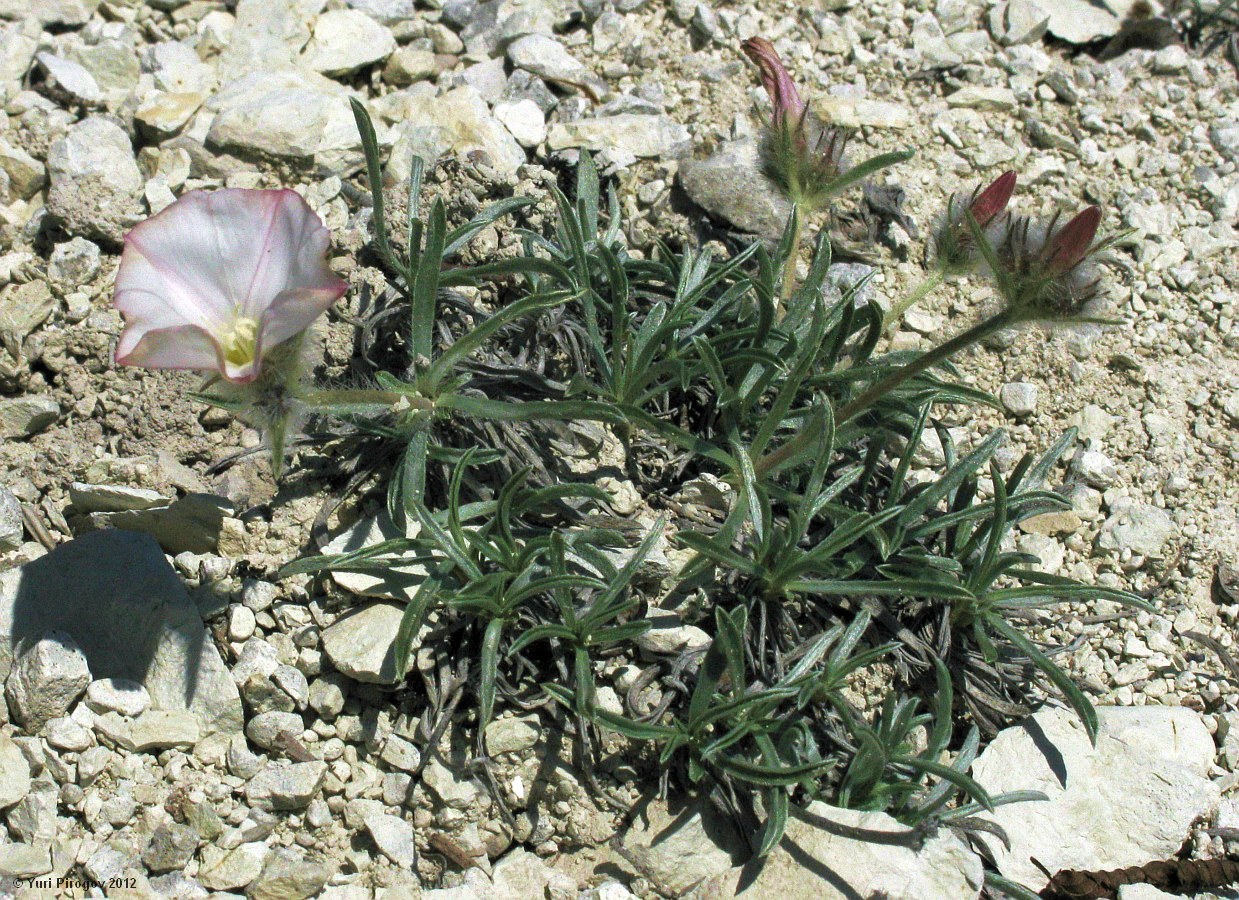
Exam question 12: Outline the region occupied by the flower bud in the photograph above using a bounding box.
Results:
[741,38,806,130]
[932,171,1016,275]
[991,206,1114,319]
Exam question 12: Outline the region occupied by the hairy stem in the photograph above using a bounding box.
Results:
[302,388,429,409]
[882,269,945,332]
[778,206,804,314]
[837,309,1017,423]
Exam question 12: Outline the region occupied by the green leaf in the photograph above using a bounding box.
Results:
[393,578,439,677]
[411,199,446,360]
[757,788,789,857]
[478,617,504,736]
[443,197,533,257]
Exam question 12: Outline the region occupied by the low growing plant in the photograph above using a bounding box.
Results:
[111,35,1151,888]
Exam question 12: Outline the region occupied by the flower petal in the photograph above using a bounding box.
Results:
[116,323,226,374]
[258,282,348,354]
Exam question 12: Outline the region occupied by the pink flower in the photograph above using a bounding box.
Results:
[1042,205,1101,277]
[968,171,1017,229]
[741,38,807,130]
[114,188,347,384]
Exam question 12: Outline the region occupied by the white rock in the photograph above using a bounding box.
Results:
[1040,0,1147,43]
[693,801,983,898]
[494,99,547,148]
[229,605,257,642]
[383,85,527,177]
[0,488,21,551]
[5,630,91,731]
[547,115,691,160]
[635,616,711,655]
[1072,448,1117,487]
[365,812,416,867]
[1000,382,1039,416]
[1097,504,1174,558]
[246,710,304,751]
[44,716,92,752]
[0,734,30,809]
[246,761,327,810]
[46,117,143,244]
[302,9,396,76]
[971,706,1218,890]
[379,734,422,772]
[321,513,427,601]
[620,799,746,897]
[206,69,362,171]
[35,52,102,106]
[321,601,417,685]
[507,34,607,98]
[199,841,266,892]
[988,0,1050,45]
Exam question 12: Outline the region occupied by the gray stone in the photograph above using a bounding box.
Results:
[346,0,417,25]
[321,601,417,685]
[423,757,479,808]
[0,530,243,738]
[46,117,143,245]
[680,140,791,238]
[85,677,150,717]
[635,616,711,655]
[691,801,982,899]
[75,492,233,555]
[1041,0,1128,43]
[379,734,421,772]
[44,715,91,752]
[76,745,111,785]
[246,761,327,810]
[67,40,141,98]
[34,52,102,107]
[246,710,304,751]
[205,69,362,171]
[0,140,45,200]
[321,513,427,601]
[249,848,332,900]
[494,99,546,148]
[988,0,1050,45]
[1072,448,1117,487]
[147,41,217,95]
[0,0,99,26]
[620,798,746,897]
[68,483,165,514]
[0,488,21,551]
[219,0,326,76]
[546,114,690,161]
[0,734,30,809]
[0,20,39,87]
[84,845,129,884]
[198,841,266,892]
[142,822,199,874]
[384,46,439,87]
[0,396,59,440]
[0,842,50,878]
[365,812,416,867]
[47,238,101,292]
[508,34,607,98]
[5,630,91,732]
[383,85,527,177]
[95,709,200,751]
[7,787,55,844]
[302,10,397,76]
[1000,382,1039,417]
[971,706,1218,891]
[1098,504,1174,558]
[816,97,912,129]
[308,672,348,720]
[484,714,541,755]
[135,91,205,140]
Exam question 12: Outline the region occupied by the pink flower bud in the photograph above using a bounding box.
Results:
[741,38,807,130]
[1042,206,1101,277]
[968,171,1016,229]
[114,189,347,384]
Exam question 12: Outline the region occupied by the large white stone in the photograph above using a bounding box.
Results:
[302,9,396,76]
[321,601,416,685]
[971,706,1219,890]
[46,117,143,244]
[690,801,983,899]
[382,85,527,176]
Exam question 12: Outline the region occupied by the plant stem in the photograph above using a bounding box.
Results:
[882,269,944,332]
[753,309,1017,479]
[301,388,426,409]
[836,309,1016,424]
[778,205,804,314]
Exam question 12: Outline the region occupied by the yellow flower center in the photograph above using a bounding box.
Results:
[221,317,259,368]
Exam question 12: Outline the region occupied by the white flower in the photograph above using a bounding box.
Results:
[114,188,346,383]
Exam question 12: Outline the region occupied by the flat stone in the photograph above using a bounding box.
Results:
[989,0,1051,45]
[69,483,167,514]
[142,822,199,874]
[816,97,912,129]
[680,140,790,238]
[620,798,747,897]
[484,715,541,755]
[382,85,527,176]
[0,530,243,738]
[0,734,31,809]
[971,706,1218,891]
[46,116,144,245]
[219,0,327,76]
[206,69,362,172]
[0,488,19,551]
[135,91,204,139]
[321,513,427,602]
[507,34,607,98]
[35,52,102,106]
[249,848,332,900]
[1000,382,1039,416]
[321,601,417,685]
[494,98,547,148]
[302,9,396,76]
[635,616,711,655]
[0,139,45,200]
[198,841,266,892]
[691,801,982,899]
[0,0,99,26]
[547,114,690,160]
[85,677,151,717]
[0,842,51,878]
[1097,504,1174,558]
[1040,0,1153,43]
[44,716,92,752]
[246,710,305,751]
[383,46,439,87]
[246,761,327,810]
[75,492,233,555]
[365,812,416,867]
[947,86,1018,111]
[96,709,200,751]
[0,396,59,440]
[379,734,422,772]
